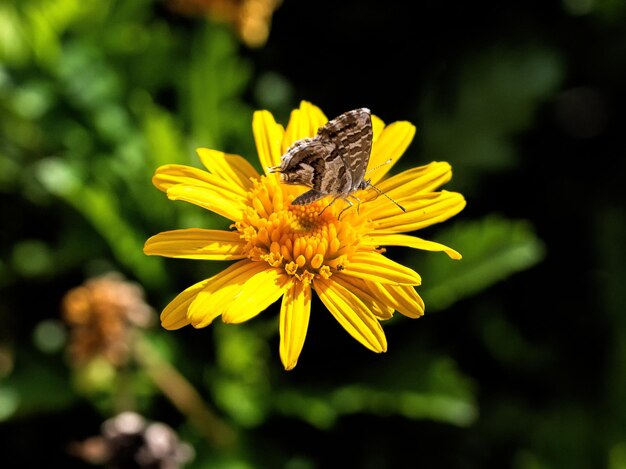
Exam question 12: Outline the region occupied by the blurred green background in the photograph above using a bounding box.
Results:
[1,0,625,467]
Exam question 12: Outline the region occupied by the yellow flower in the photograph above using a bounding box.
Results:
[144,101,465,370]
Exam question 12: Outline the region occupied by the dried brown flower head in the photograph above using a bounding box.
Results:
[168,0,283,47]
[61,273,153,366]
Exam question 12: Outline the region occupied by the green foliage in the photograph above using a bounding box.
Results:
[417,215,546,312]
[420,45,564,192]
[0,348,75,422]
[274,355,477,429]
[186,25,254,154]
[0,0,253,290]
[210,323,273,427]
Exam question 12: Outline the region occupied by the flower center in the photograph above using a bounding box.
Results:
[235,176,364,284]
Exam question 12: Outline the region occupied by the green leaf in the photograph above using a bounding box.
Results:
[0,348,76,421]
[415,215,546,312]
[0,0,92,67]
[208,322,272,427]
[186,24,253,156]
[420,45,564,192]
[35,157,167,288]
[274,354,477,429]
[140,99,189,169]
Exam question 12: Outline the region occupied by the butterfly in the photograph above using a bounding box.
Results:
[268,108,405,218]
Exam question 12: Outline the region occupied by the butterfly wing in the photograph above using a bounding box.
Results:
[275,137,336,189]
[316,108,373,194]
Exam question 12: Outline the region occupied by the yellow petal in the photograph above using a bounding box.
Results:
[386,284,425,318]
[374,162,453,197]
[362,233,461,259]
[221,268,289,323]
[283,101,328,151]
[364,281,425,318]
[314,277,387,353]
[160,278,210,330]
[370,113,385,143]
[196,148,259,191]
[144,229,247,260]
[342,251,421,285]
[279,279,312,370]
[370,191,466,233]
[368,121,416,185]
[152,164,209,193]
[331,274,394,319]
[166,184,245,221]
[152,164,246,201]
[302,101,329,137]
[282,107,303,150]
[253,110,285,172]
[187,260,266,327]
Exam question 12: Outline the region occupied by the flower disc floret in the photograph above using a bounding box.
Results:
[236,176,363,284]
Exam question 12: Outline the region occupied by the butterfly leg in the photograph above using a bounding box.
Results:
[351,195,362,214]
[336,197,354,220]
[319,195,342,216]
[332,195,363,219]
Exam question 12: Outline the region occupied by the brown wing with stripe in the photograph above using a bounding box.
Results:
[316,108,373,194]
[276,138,335,189]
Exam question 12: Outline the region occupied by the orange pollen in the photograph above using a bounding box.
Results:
[235,176,363,281]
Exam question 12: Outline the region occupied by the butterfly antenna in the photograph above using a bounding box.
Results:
[365,180,406,212]
[365,158,394,176]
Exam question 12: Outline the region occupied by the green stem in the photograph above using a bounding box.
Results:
[132,334,237,450]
